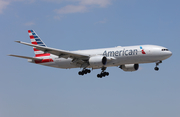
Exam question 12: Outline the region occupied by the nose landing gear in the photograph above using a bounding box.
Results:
[154,61,162,71]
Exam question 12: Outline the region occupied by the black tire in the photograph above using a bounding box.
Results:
[154,67,159,71]
[102,72,106,77]
[97,74,102,78]
[106,72,109,76]
[78,71,82,75]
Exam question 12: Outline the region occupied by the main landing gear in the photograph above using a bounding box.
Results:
[97,67,109,78]
[154,61,162,71]
[78,69,91,76]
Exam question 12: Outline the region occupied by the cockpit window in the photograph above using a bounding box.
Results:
[162,49,169,51]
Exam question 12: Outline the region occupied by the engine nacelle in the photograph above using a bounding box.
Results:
[120,64,139,72]
[89,56,107,67]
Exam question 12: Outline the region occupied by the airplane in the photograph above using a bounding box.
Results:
[9,30,172,78]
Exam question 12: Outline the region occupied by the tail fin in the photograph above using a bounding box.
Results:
[28,30,50,57]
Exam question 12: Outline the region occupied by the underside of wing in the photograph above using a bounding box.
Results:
[15,41,89,60]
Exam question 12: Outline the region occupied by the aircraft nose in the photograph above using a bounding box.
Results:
[169,51,172,56]
[166,51,172,58]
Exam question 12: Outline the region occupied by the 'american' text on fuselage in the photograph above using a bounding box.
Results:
[103,49,138,57]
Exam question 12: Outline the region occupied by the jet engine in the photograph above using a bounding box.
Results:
[89,56,107,67]
[120,64,139,72]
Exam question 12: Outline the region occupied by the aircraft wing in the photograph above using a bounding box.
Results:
[15,41,89,60]
[9,54,43,60]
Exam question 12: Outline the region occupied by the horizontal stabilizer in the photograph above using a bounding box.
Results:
[8,54,42,60]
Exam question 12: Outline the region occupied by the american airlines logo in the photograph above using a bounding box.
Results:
[140,46,146,54]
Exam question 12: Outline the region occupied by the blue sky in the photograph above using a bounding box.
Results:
[1,0,180,117]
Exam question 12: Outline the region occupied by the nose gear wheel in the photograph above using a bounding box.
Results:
[154,61,162,71]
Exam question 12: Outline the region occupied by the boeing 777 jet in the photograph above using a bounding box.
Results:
[9,30,172,78]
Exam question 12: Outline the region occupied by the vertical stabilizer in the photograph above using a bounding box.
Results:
[28,30,50,57]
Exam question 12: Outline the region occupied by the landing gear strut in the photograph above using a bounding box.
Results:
[154,61,162,71]
[97,67,109,78]
[78,69,91,76]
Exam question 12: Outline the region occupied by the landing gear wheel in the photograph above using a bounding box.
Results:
[97,72,109,78]
[78,69,91,76]
[97,67,110,78]
[105,72,109,76]
[154,61,162,71]
[154,67,159,71]
[87,69,91,73]
[78,71,84,75]
[97,74,102,78]
[84,70,87,74]
[102,72,106,77]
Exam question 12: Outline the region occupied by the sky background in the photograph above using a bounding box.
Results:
[0,0,180,117]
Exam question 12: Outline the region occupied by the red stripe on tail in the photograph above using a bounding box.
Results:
[32,42,37,45]
[33,48,40,51]
[30,35,34,39]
